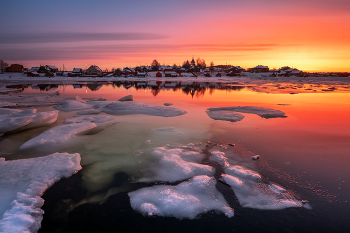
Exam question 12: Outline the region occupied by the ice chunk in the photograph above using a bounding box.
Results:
[53,100,92,111]
[19,122,96,149]
[0,101,16,108]
[164,103,173,106]
[206,110,245,122]
[0,152,81,233]
[139,147,213,182]
[251,155,260,160]
[76,96,86,103]
[0,109,22,115]
[207,106,286,119]
[129,175,233,219]
[118,94,133,101]
[77,109,101,115]
[210,151,229,167]
[64,115,114,124]
[225,165,261,182]
[268,183,286,193]
[0,109,58,134]
[101,101,187,117]
[222,174,306,210]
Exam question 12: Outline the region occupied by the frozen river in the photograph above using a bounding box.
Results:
[1,80,350,232]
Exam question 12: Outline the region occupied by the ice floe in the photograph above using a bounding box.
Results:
[0,153,81,233]
[53,100,93,111]
[101,101,187,117]
[206,110,245,122]
[19,122,96,149]
[164,103,173,106]
[77,109,101,115]
[118,94,133,101]
[225,165,262,182]
[210,150,230,167]
[0,109,58,134]
[0,101,17,108]
[207,106,286,119]
[139,147,214,182]
[129,175,234,219]
[221,173,307,210]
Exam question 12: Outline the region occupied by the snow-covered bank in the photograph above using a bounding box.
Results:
[0,153,82,233]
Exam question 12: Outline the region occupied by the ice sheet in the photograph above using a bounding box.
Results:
[101,101,187,117]
[19,122,96,149]
[129,175,234,219]
[0,153,81,233]
[222,174,306,210]
[0,109,58,134]
[206,110,245,122]
[207,106,286,119]
[139,147,213,182]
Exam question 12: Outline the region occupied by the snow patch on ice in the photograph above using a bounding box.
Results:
[19,122,96,149]
[210,151,230,167]
[0,153,81,233]
[77,109,101,115]
[139,147,213,182]
[225,165,262,182]
[53,100,92,112]
[129,175,233,219]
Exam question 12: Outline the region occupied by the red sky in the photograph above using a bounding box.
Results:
[1,0,350,72]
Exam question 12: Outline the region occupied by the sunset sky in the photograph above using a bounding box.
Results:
[1,0,350,72]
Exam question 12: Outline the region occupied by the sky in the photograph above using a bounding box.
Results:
[1,0,350,72]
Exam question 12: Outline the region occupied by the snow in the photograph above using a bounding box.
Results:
[53,100,93,111]
[207,106,286,119]
[0,109,58,134]
[118,95,133,101]
[0,153,81,233]
[222,174,306,210]
[210,150,229,167]
[139,147,214,182]
[101,101,187,117]
[225,165,262,182]
[19,122,97,149]
[129,175,234,219]
[0,101,17,107]
[206,110,245,122]
[77,109,101,115]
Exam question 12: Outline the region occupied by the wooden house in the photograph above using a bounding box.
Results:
[5,64,24,72]
[85,65,102,75]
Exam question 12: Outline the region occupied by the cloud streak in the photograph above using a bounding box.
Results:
[0,32,168,44]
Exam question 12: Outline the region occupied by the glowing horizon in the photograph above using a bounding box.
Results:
[1,0,350,72]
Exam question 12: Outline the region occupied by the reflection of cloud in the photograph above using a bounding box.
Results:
[0,43,285,61]
[0,32,167,44]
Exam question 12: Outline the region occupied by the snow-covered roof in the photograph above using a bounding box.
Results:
[46,65,58,70]
[72,68,82,73]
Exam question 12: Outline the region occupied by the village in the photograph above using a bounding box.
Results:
[1,58,348,79]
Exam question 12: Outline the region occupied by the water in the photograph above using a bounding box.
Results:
[1,81,350,232]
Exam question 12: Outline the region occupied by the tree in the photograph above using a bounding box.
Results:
[209,61,215,72]
[151,59,160,71]
[196,58,206,69]
[0,60,9,72]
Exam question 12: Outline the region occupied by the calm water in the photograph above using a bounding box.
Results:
[2,81,350,232]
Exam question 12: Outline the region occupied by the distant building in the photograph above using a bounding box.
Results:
[5,64,24,72]
[248,65,269,73]
[85,65,102,75]
[45,65,58,73]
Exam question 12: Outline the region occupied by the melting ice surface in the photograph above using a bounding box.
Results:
[0,109,58,134]
[129,175,234,219]
[139,147,214,182]
[0,153,82,233]
[207,106,286,121]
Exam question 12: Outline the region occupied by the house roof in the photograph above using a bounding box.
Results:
[46,65,58,69]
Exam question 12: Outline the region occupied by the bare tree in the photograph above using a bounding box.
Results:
[0,60,9,72]
[209,61,215,72]
[196,58,206,69]
[151,59,160,71]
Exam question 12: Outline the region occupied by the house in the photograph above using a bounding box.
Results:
[5,64,24,72]
[156,72,162,77]
[45,65,58,73]
[85,65,102,75]
[29,67,40,72]
[27,71,39,77]
[248,65,269,73]
[37,66,49,73]
[164,71,177,77]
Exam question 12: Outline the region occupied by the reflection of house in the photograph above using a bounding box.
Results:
[86,84,102,91]
[85,65,102,75]
[6,64,24,72]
